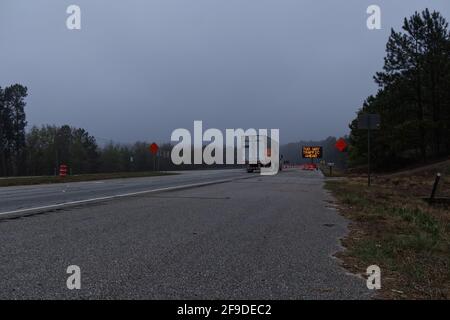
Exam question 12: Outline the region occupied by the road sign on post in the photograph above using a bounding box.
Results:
[335,138,348,152]
[358,113,380,187]
[149,143,159,155]
[149,143,159,171]
[358,114,380,130]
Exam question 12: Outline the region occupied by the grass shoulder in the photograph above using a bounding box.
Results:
[319,164,346,177]
[325,166,450,299]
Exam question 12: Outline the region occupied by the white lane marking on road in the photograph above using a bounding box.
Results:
[0,178,241,217]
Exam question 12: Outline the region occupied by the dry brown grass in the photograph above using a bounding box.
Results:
[326,160,450,299]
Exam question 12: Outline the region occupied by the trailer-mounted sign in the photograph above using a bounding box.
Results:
[302,146,323,159]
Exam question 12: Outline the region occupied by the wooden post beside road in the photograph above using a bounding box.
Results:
[429,173,441,204]
[327,162,335,177]
[368,123,371,187]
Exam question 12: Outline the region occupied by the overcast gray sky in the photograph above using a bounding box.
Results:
[1,0,449,144]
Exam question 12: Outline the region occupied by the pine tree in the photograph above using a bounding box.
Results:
[349,9,450,170]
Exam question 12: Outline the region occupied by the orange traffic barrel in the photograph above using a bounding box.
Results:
[59,164,68,177]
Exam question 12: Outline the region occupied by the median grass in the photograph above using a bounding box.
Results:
[325,161,450,299]
[0,171,177,187]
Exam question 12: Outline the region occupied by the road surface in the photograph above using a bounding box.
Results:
[0,169,371,299]
[0,169,248,216]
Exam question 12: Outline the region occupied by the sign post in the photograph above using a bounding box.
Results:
[358,114,380,187]
[328,162,335,176]
[149,143,159,171]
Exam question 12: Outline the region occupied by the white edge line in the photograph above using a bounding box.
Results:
[0,178,238,217]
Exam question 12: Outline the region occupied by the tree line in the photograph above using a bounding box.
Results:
[0,85,242,177]
[26,124,181,176]
[3,82,340,176]
[1,85,176,177]
[349,9,450,170]
[1,81,347,176]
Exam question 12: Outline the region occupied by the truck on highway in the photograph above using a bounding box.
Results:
[243,135,282,173]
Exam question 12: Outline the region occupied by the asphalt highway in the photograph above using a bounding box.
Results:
[0,169,248,216]
[0,168,371,299]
